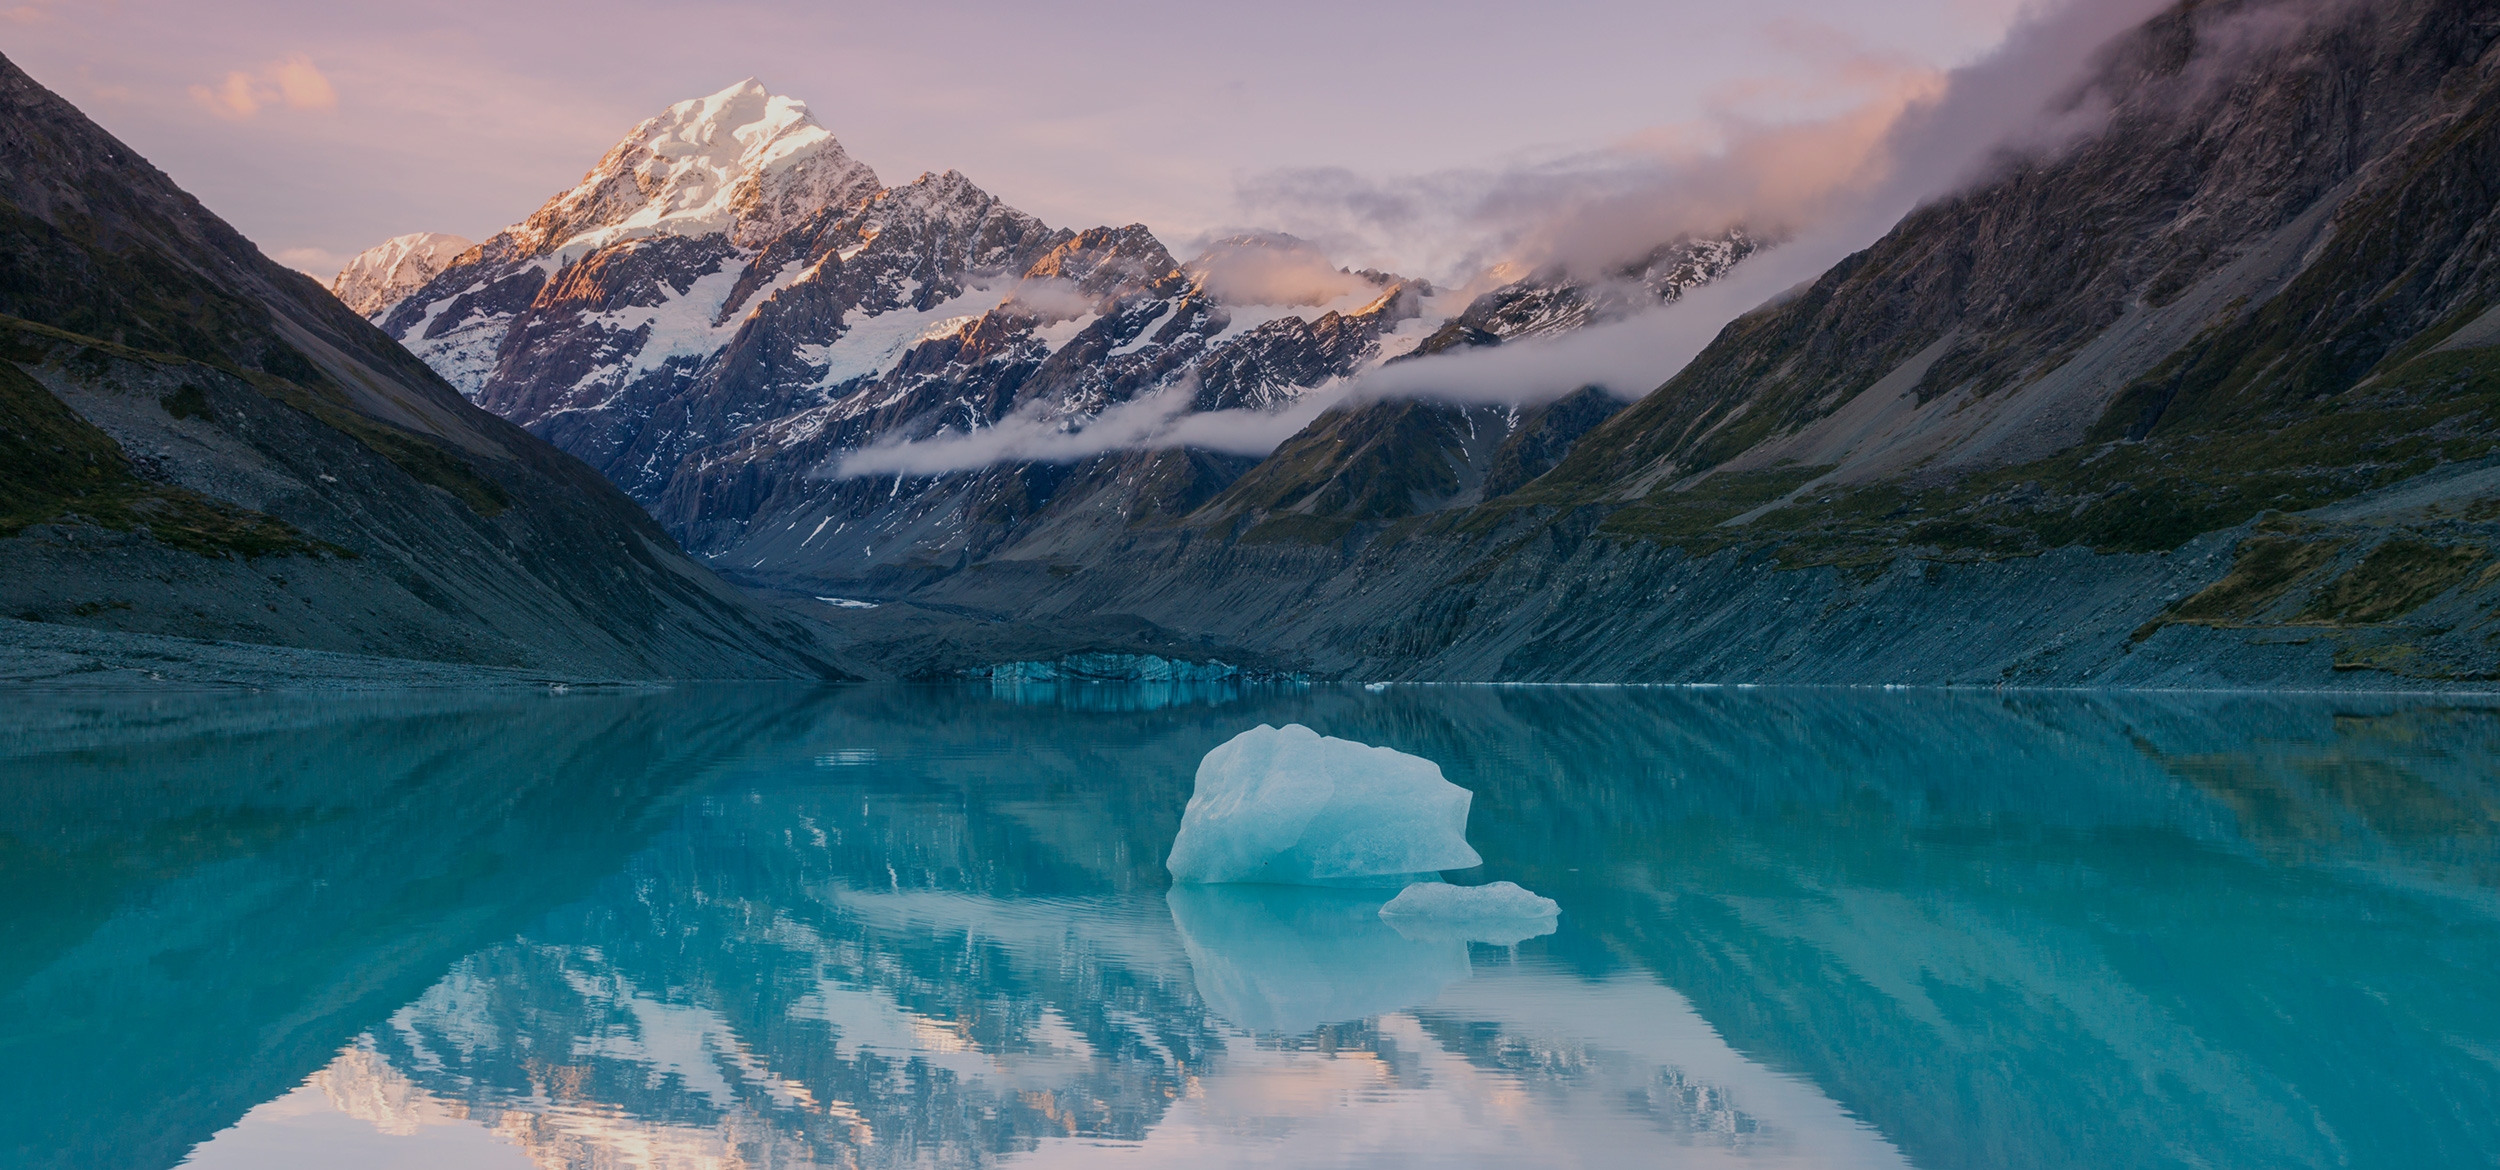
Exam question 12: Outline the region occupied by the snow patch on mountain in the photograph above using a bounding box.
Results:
[1032,311,1104,351]
[402,288,536,399]
[588,263,753,379]
[797,288,999,387]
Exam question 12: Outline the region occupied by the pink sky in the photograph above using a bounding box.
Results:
[4,0,2036,278]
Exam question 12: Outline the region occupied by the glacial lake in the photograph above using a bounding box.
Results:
[3,682,2496,1170]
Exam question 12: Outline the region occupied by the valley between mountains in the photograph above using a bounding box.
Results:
[8,0,2500,687]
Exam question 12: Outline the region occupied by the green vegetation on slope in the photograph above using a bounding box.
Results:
[2161,535,2349,627]
[0,357,317,558]
[3,314,509,522]
[2302,540,2489,624]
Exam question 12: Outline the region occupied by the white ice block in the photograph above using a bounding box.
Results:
[1166,724,1482,885]
[1379,880,1559,921]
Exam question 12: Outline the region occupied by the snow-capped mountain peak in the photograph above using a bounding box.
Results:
[330,231,475,317]
[517,78,881,258]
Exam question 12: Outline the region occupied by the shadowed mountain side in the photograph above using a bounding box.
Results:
[1192,388,1627,540]
[1528,0,2500,530]
[0,54,846,679]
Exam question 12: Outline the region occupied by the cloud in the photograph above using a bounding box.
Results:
[1185,233,1381,307]
[1000,276,1099,320]
[1234,0,2299,296]
[189,55,337,120]
[825,315,1717,480]
[1351,0,2189,399]
[834,382,1245,479]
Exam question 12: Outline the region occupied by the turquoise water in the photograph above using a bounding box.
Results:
[3,682,2497,1169]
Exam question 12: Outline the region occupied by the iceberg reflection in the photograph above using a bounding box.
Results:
[1165,884,1469,1033]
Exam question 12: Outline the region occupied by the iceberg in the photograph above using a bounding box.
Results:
[1165,724,1481,885]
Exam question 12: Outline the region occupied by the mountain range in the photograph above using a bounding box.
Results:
[7,0,2498,688]
[351,80,1757,592]
[334,0,2500,688]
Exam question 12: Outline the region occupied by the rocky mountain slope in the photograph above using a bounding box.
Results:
[0,53,846,680]
[360,81,1759,589]
[866,0,2500,687]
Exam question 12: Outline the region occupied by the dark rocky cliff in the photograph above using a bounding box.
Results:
[0,54,846,679]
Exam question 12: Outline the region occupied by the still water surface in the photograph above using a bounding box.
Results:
[3,682,2496,1169]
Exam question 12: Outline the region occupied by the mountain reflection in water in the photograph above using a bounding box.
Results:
[1,684,2494,1169]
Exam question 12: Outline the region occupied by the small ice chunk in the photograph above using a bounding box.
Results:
[1380,880,1560,933]
[1380,880,1560,946]
[1166,724,1481,885]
